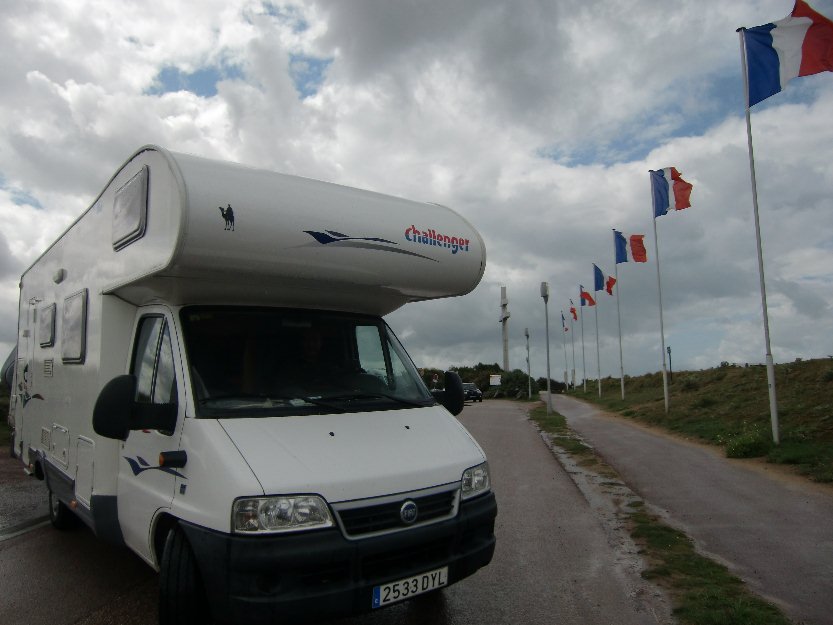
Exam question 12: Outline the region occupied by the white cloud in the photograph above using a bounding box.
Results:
[1,0,832,384]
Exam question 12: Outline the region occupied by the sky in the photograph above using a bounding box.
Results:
[2,0,833,385]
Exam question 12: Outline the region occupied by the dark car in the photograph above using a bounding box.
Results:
[462,382,483,402]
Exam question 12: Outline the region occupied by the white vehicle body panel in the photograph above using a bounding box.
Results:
[217,406,485,505]
[8,145,490,581]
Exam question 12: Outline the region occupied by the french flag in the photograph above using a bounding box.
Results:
[579,285,595,307]
[593,264,616,295]
[614,230,648,264]
[742,0,833,107]
[593,264,605,292]
[650,167,693,218]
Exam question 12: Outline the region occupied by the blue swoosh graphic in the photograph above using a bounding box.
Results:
[303,230,438,262]
[124,456,186,479]
[304,230,397,245]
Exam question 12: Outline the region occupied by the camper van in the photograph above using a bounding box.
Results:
[7,145,496,623]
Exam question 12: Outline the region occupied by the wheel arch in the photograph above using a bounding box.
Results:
[33,458,45,480]
[153,512,181,567]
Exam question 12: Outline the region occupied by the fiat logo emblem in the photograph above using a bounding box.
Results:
[400,500,418,524]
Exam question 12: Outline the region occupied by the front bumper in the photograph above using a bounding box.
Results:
[182,491,497,624]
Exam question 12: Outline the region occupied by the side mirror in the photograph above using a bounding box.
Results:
[93,375,134,440]
[93,375,177,441]
[432,371,464,416]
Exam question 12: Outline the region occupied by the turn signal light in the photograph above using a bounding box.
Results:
[159,450,188,468]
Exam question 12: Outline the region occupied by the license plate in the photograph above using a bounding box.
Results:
[372,566,448,608]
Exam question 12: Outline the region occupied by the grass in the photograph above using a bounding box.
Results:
[630,508,790,625]
[529,408,596,457]
[570,358,833,483]
[529,404,792,625]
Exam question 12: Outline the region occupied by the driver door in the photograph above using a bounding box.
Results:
[118,308,185,564]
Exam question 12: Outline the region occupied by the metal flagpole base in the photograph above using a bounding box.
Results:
[766,354,779,444]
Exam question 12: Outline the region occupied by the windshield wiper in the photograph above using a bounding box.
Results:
[320,392,429,408]
[198,393,272,404]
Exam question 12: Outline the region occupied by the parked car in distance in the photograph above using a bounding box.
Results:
[463,383,483,402]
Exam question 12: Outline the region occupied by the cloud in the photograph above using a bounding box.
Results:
[1,0,832,381]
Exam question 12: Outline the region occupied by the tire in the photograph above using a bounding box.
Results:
[159,526,210,625]
[48,489,77,530]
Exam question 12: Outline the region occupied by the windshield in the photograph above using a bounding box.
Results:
[180,307,435,417]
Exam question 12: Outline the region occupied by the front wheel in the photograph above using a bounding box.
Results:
[159,526,210,625]
[48,489,77,530]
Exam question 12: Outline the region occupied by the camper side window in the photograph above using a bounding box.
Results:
[62,289,88,363]
[132,316,178,408]
[39,303,56,348]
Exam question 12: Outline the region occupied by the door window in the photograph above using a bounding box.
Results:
[355,325,389,384]
[132,316,178,409]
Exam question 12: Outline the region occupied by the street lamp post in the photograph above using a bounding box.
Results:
[541,282,553,414]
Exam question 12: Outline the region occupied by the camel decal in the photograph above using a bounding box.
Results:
[218,204,235,230]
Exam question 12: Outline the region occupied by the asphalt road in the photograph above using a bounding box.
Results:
[553,393,833,625]
[0,401,670,625]
[0,449,47,534]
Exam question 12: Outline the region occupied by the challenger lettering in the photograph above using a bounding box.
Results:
[404,225,470,254]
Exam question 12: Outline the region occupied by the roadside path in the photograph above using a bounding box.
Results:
[552,394,833,625]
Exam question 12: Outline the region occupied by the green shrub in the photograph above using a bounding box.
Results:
[726,430,773,458]
[708,369,727,383]
[679,377,699,392]
[693,396,717,409]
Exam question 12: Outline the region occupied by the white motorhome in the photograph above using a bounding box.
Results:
[7,145,496,623]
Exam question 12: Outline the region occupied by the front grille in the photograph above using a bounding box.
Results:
[334,487,458,538]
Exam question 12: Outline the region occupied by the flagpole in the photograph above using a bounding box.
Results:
[570,307,576,389]
[542,283,553,414]
[594,295,601,397]
[651,203,670,413]
[738,29,780,444]
[561,312,568,387]
[613,234,625,400]
[580,291,587,392]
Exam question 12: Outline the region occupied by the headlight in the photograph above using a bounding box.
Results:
[461,462,490,500]
[232,495,334,534]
